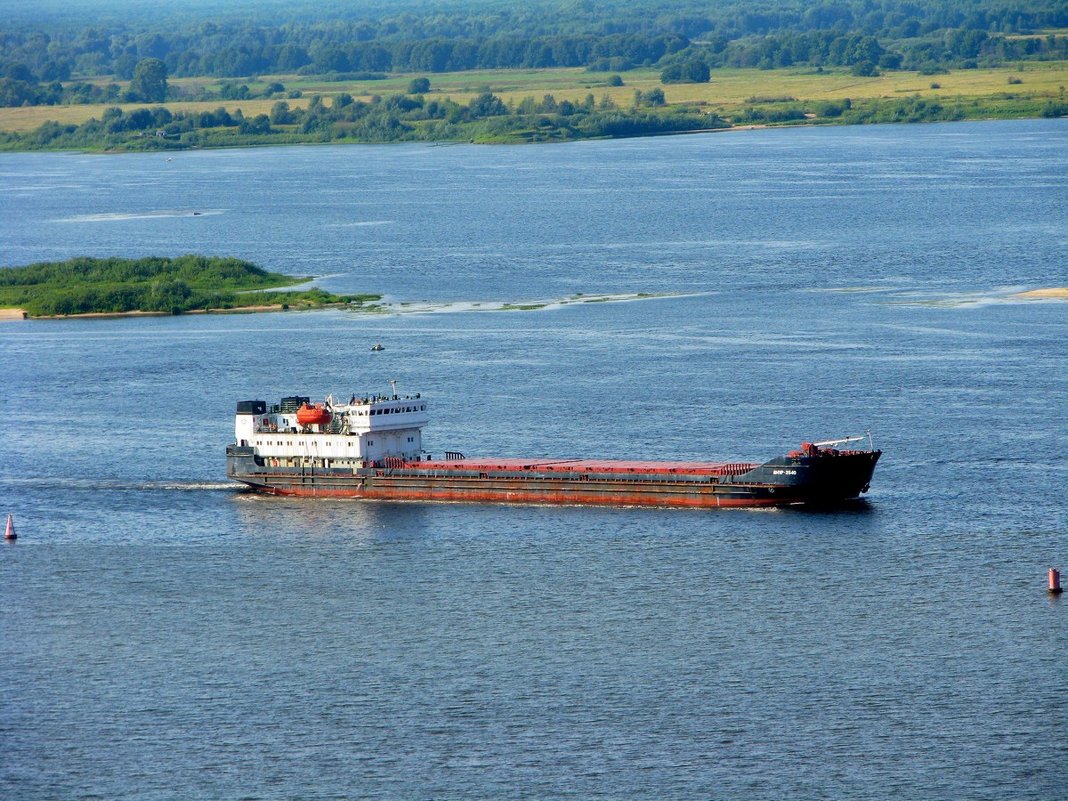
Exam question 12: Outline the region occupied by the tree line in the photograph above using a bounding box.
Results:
[1,0,1066,93]
[4,74,1066,154]
[0,87,724,151]
[702,27,1068,72]
[0,254,286,289]
[5,28,1066,109]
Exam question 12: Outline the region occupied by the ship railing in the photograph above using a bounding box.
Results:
[813,431,875,451]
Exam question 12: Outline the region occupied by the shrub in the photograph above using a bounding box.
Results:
[661,60,710,84]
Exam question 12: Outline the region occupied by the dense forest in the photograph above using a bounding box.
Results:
[1,0,1067,108]
[0,255,379,316]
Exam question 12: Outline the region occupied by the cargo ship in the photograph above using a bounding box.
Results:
[225,386,881,509]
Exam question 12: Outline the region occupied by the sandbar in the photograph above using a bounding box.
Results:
[1014,287,1068,299]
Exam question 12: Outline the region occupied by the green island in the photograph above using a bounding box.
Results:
[1,0,1066,151]
[0,255,380,318]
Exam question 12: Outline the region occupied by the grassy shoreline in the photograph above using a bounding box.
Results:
[0,303,348,321]
[0,63,1064,151]
[0,256,382,318]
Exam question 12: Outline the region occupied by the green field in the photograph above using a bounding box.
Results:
[2,62,1066,135]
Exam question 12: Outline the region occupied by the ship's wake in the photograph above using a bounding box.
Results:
[1,477,237,492]
[56,209,225,223]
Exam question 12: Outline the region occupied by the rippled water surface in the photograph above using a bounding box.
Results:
[2,120,1067,800]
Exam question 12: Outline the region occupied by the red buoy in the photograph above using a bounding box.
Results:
[4,514,15,541]
[1049,567,1063,595]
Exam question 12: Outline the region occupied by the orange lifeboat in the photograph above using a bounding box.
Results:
[296,403,332,426]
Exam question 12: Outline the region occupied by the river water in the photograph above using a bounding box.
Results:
[2,120,1067,799]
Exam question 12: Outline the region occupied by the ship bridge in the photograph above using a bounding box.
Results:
[234,391,429,466]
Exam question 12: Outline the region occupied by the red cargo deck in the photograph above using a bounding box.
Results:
[417,457,759,477]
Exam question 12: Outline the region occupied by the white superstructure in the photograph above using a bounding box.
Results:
[234,392,429,467]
